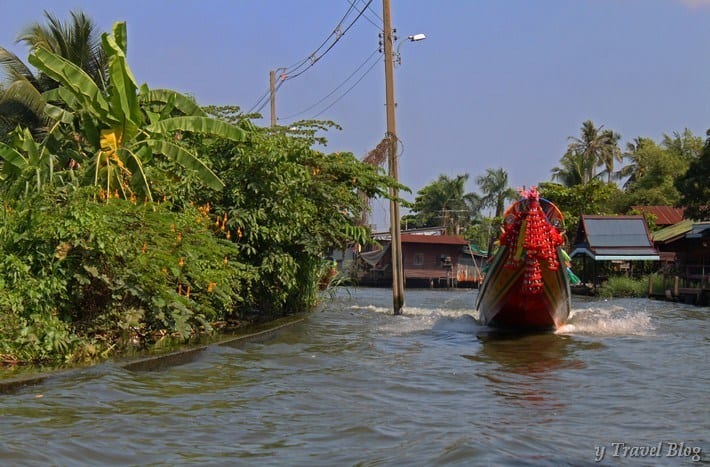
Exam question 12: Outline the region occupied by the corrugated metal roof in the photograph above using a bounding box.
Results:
[631,206,685,225]
[688,222,710,238]
[580,216,654,248]
[400,234,469,245]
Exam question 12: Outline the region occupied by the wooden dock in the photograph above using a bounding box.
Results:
[648,274,709,306]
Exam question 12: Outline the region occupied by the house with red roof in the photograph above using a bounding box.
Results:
[358,230,484,288]
[631,206,685,228]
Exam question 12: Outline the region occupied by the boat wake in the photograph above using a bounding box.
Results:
[556,305,654,336]
[346,304,478,335]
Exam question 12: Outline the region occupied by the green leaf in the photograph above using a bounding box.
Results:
[0,142,28,171]
[102,24,142,134]
[139,89,207,117]
[112,21,128,53]
[43,103,74,124]
[28,47,113,123]
[147,116,247,142]
[143,139,224,190]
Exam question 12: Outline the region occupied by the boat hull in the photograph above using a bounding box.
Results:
[475,246,571,331]
[474,190,571,331]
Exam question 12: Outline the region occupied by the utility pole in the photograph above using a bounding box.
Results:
[269,70,277,127]
[382,0,405,315]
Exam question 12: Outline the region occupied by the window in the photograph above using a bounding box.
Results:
[413,253,424,266]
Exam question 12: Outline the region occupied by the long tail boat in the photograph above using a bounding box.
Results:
[475,187,571,331]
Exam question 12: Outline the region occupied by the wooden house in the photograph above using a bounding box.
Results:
[358,231,483,288]
[569,215,659,287]
[651,220,710,304]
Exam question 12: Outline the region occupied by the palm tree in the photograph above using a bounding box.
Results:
[16,10,108,90]
[409,174,475,233]
[617,137,656,190]
[1,21,246,200]
[476,168,517,256]
[598,130,623,183]
[0,10,108,139]
[565,120,618,184]
[551,150,592,187]
[0,47,48,139]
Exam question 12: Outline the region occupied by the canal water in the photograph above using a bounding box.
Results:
[0,287,707,466]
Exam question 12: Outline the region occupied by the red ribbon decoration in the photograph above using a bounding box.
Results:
[500,187,563,295]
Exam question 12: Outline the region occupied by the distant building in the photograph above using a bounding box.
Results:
[569,215,659,286]
[358,229,484,288]
[631,206,685,228]
[651,220,710,304]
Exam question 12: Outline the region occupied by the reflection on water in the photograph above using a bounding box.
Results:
[470,332,597,374]
[464,333,596,415]
[0,287,707,465]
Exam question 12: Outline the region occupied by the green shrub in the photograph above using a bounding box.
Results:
[0,187,258,363]
[597,275,649,298]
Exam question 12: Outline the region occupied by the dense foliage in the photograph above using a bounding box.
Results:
[0,19,398,364]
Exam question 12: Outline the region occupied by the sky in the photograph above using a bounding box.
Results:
[2,0,709,230]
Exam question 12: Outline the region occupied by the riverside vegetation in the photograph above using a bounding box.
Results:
[0,20,400,365]
[3,13,709,365]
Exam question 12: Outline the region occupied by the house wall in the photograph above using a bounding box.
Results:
[402,243,464,286]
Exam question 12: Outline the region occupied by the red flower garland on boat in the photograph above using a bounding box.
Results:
[499,187,563,295]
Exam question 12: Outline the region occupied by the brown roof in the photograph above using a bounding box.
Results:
[400,234,469,245]
[631,206,685,226]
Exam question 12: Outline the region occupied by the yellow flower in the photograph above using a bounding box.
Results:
[178,257,185,267]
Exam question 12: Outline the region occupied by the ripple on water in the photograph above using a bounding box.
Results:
[0,290,707,465]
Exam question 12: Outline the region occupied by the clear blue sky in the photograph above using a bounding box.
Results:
[2,1,709,229]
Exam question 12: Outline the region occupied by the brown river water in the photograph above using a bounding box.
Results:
[0,287,707,466]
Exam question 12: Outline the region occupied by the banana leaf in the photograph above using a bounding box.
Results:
[29,47,114,124]
[143,139,223,190]
[140,89,207,117]
[147,116,247,142]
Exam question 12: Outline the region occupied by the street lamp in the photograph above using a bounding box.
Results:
[382,0,426,315]
[396,34,427,65]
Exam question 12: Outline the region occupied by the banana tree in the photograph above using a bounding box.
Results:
[24,21,247,201]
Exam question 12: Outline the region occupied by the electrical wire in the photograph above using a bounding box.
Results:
[359,0,382,22]
[251,78,286,115]
[284,0,374,81]
[311,51,380,118]
[347,0,381,29]
[280,47,380,120]
[247,0,372,115]
[282,2,358,78]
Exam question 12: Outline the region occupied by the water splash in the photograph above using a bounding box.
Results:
[557,305,654,336]
[346,304,478,335]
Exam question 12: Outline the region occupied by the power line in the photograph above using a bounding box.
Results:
[281,47,380,120]
[281,2,358,78]
[311,52,380,119]
[347,0,382,29]
[359,0,383,22]
[247,0,373,116]
[251,77,285,115]
[284,0,374,82]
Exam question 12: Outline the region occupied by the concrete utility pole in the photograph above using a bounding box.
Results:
[382,0,405,315]
[270,70,277,127]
